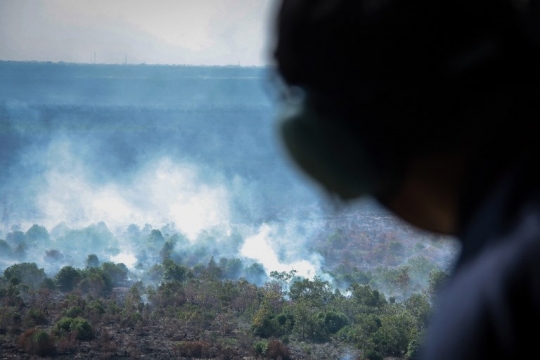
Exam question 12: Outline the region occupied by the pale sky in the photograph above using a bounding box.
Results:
[0,0,277,66]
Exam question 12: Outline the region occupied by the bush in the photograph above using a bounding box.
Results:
[55,317,94,340]
[323,311,348,334]
[17,328,55,356]
[253,340,268,356]
[88,299,105,314]
[252,309,276,338]
[24,309,47,327]
[336,325,356,342]
[363,349,383,360]
[253,306,294,338]
[55,317,73,333]
[71,318,94,340]
[406,333,423,360]
[266,339,291,360]
[65,306,83,318]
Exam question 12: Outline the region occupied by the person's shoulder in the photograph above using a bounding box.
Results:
[453,200,540,302]
[422,202,540,359]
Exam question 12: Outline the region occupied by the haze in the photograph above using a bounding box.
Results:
[0,0,275,66]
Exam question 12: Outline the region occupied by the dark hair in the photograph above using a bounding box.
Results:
[274,0,540,158]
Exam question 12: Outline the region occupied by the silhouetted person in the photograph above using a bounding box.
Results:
[272,0,540,358]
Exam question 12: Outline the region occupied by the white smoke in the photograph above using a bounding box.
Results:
[35,140,231,240]
[240,223,324,279]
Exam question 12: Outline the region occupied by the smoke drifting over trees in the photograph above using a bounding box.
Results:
[0,61,456,282]
[0,61,458,358]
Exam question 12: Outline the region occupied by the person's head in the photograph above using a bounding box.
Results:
[273,0,540,234]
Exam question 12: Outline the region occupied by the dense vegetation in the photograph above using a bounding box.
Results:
[0,221,452,359]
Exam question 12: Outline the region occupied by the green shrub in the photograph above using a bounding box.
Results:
[71,318,94,340]
[253,340,268,356]
[24,309,47,326]
[65,306,83,318]
[364,349,383,360]
[323,311,348,334]
[406,333,423,359]
[88,299,105,314]
[371,310,416,357]
[55,317,73,333]
[253,307,295,338]
[55,317,94,340]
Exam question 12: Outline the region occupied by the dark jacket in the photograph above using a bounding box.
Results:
[421,158,540,359]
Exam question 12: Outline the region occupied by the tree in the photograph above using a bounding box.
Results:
[86,254,99,268]
[55,266,81,292]
[269,269,297,292]
[126,224,141,241]
[101,262,128,287]
[289,277,333,308]
[79,267,113,295]
[252,302,277,337]
[201,256,222,280]
[349,283,387,309]
[159,241,175,261]
[25,224,50,247]
[56,222,116,253]
[146,263,165,282]
[244,262,267,284]
[291,300,313,340]
[0,239,11,258]
[219,257,244,280]
[428,269,449,299]
[372,308,417,357]
[270,269,297,283]
[148,229,165,246]
[2,262,47,289]
[404,293,432,330]
[6,230,26,247]
[323,310,348,334]
[163,259,192,282]
[44,249,64,262]
[13,242,28,260]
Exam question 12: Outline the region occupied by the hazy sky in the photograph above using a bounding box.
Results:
[0,0,277,66]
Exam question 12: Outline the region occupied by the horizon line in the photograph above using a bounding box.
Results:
[0,59,273,68]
